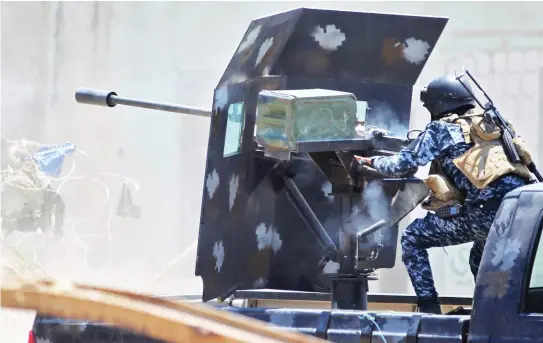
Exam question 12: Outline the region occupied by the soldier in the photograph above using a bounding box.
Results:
[355,75,532,314]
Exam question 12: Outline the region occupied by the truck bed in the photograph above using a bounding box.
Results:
[31,289,473,342]
[221,289,472,342]
[223,307,469,342]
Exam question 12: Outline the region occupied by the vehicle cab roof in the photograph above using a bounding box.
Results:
[506,182,543,198]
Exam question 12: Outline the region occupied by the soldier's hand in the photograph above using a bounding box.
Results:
[354,155,372,166]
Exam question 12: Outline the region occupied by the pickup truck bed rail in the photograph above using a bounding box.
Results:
[160,289,473,313]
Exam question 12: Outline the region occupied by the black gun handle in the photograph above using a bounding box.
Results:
[502,129,522,164]
[528,162,543,182]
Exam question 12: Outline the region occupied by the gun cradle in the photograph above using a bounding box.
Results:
[254,118,427,276]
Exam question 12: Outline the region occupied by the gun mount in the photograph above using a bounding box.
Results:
[75,8,447,311]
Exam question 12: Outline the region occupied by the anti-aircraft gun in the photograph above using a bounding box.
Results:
[75,8,448,311]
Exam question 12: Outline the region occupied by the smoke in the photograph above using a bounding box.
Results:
[367,101,408,137]
[363,181,391,224]
[352,181,391,235]
[320,179,392,240]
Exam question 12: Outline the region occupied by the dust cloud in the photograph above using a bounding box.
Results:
[1,2,208,305]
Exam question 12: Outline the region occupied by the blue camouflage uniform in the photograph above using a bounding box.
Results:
[371,120,527,299]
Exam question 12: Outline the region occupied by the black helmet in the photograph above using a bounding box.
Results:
[420,75,476,120]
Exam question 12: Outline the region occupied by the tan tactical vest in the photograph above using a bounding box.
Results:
[421,108,533,211]
[446,109,532,189]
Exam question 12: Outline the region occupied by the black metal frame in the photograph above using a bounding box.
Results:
[232,289,473,306]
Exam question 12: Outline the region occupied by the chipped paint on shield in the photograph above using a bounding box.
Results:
[403,37,430,65]
[237,25,262,54]
[311,24,346,51]
[270,229,283,253]
[256,223,283,253]
[382,37,406,66]
[256,37,274,66]
[206,169,220,199]
[214,87,228,110]
[229,174,239,211]
[255,223,269,250]
[213,241,225,273]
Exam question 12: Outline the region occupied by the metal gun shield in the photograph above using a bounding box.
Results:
[196,8,447,302]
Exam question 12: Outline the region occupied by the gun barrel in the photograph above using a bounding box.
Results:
[358,219,387,238]
[75,88,212,118]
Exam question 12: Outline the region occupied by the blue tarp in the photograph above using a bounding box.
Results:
[33,142,77,177]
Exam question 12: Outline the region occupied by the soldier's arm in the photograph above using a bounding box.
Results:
[370,121,464,177]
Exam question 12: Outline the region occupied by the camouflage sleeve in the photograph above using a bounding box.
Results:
[371,121,464,177]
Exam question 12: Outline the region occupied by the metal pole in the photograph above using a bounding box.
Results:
[75,88,211,118]
[283,176,337,253]
[330,277,370,310]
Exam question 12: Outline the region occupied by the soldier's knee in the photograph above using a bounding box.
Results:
[401,220,424,249]
[401,219,426,261]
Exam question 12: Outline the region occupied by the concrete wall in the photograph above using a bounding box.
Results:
[2,1,542,297]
